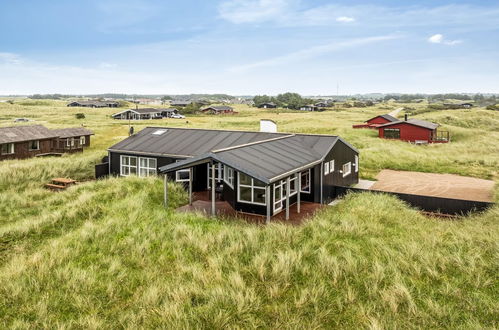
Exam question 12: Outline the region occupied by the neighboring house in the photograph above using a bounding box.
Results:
[314,102,329,108]
[105,127,359,220]
[352,114,399,129]
[200,106,235,115]
[111,108,179,120]
[377,116,449,143]
[257,102,277,109]
[0,125,93,161]
[443,103,473,109]
[50,127,94,153]
[67,100,118,108]
[299,105,321,111]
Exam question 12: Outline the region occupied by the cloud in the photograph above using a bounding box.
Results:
[428,34,462,45]
[0,52,22,65]
[230,34,401,73]
[336,16,355,23]
[218,0,296,24]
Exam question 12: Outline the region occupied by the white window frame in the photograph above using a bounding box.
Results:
[1,143,14,155]
[80,136,86,145]
[120,155,138,176]
[355,155,359,173]
[237,172,266,206]
[138,157,157,177]
[324,162,329,175]
[175,160,190,182]
[342,162,352,177]
[300,169,311,193]
[29,140,40,151]
[329,160,334,174]
[223,165,234,189]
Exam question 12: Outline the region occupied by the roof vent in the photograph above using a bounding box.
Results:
[152,129,167,136]
[260,119,277,133]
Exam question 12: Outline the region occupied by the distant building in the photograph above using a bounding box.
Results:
[299,105,321,111]
[377,116,449,143]
[257,102,277,109]
[170,100,192,107]
[314,102,329,108]
[443,103,473,109]
[0,125,93,161]
[67,100,118,108]
[200,106,235,115]
[112,108,179,120]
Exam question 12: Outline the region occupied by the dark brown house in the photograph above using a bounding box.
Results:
[67,100,118,108]
[0,125,93,161]
[50,127,94,153]
[200,106,235,115]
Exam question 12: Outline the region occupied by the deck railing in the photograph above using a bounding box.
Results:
[432,130,450,142]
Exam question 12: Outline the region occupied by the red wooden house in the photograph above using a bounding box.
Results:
[352,114,398,129]
[377,118,449,144]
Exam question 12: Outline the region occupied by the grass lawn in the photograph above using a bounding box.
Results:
[0,100,498,328]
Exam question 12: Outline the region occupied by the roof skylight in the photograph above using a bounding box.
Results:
[152,129,167,136]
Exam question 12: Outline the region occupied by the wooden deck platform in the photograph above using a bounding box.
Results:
[176,191,323,225]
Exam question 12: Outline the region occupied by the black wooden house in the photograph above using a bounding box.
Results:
[107,127,359,221]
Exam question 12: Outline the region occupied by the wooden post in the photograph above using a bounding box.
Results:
[297,173,301,213]
[163,174,168,208]
[266,185,271,224]
[189,167,193,205]
[286,177,290,220]
[211,163,216,216]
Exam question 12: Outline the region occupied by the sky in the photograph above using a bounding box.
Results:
[0,0,498,95]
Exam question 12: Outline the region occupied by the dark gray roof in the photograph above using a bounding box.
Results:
[170,101,192,106]
[50,127,94,138]
[0,125,59,144]
[68,100,113,107]
[201,106,233,112]
[108,127,290,157]
[157,133,344,183]
[378,118,439,130]
[366,114,398,123]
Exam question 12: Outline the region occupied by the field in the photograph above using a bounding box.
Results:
[0,100,498,328]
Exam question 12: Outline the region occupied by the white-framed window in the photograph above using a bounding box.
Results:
[223,165,234,188]
[80,136,86,145]
[324,162,329,175]
[238,172,266,205]
[300,169,311,193]
[120,155,137,176]
[1,143,14,155]
[329,160,334,174]
[355,155,359,173]
[175,160,190,182]
[139,157,157,177]
[208,162,224,188]
[342,162,352,177]
[29,140,39,151]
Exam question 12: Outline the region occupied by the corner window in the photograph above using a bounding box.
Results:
[139,157,157,177]
[120,155,137,176]
[383,128,400,139]
[80,136,86,145]
[238,172,266,205]
[1,143,14,155]
[207,162,224,188]
[300,169,311,193]
[329,160,334,174]
[223,165,234,188]
[355,155,359,173]
[29,140,40,151]
[324,162,329,175]
[342,162,351,177]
